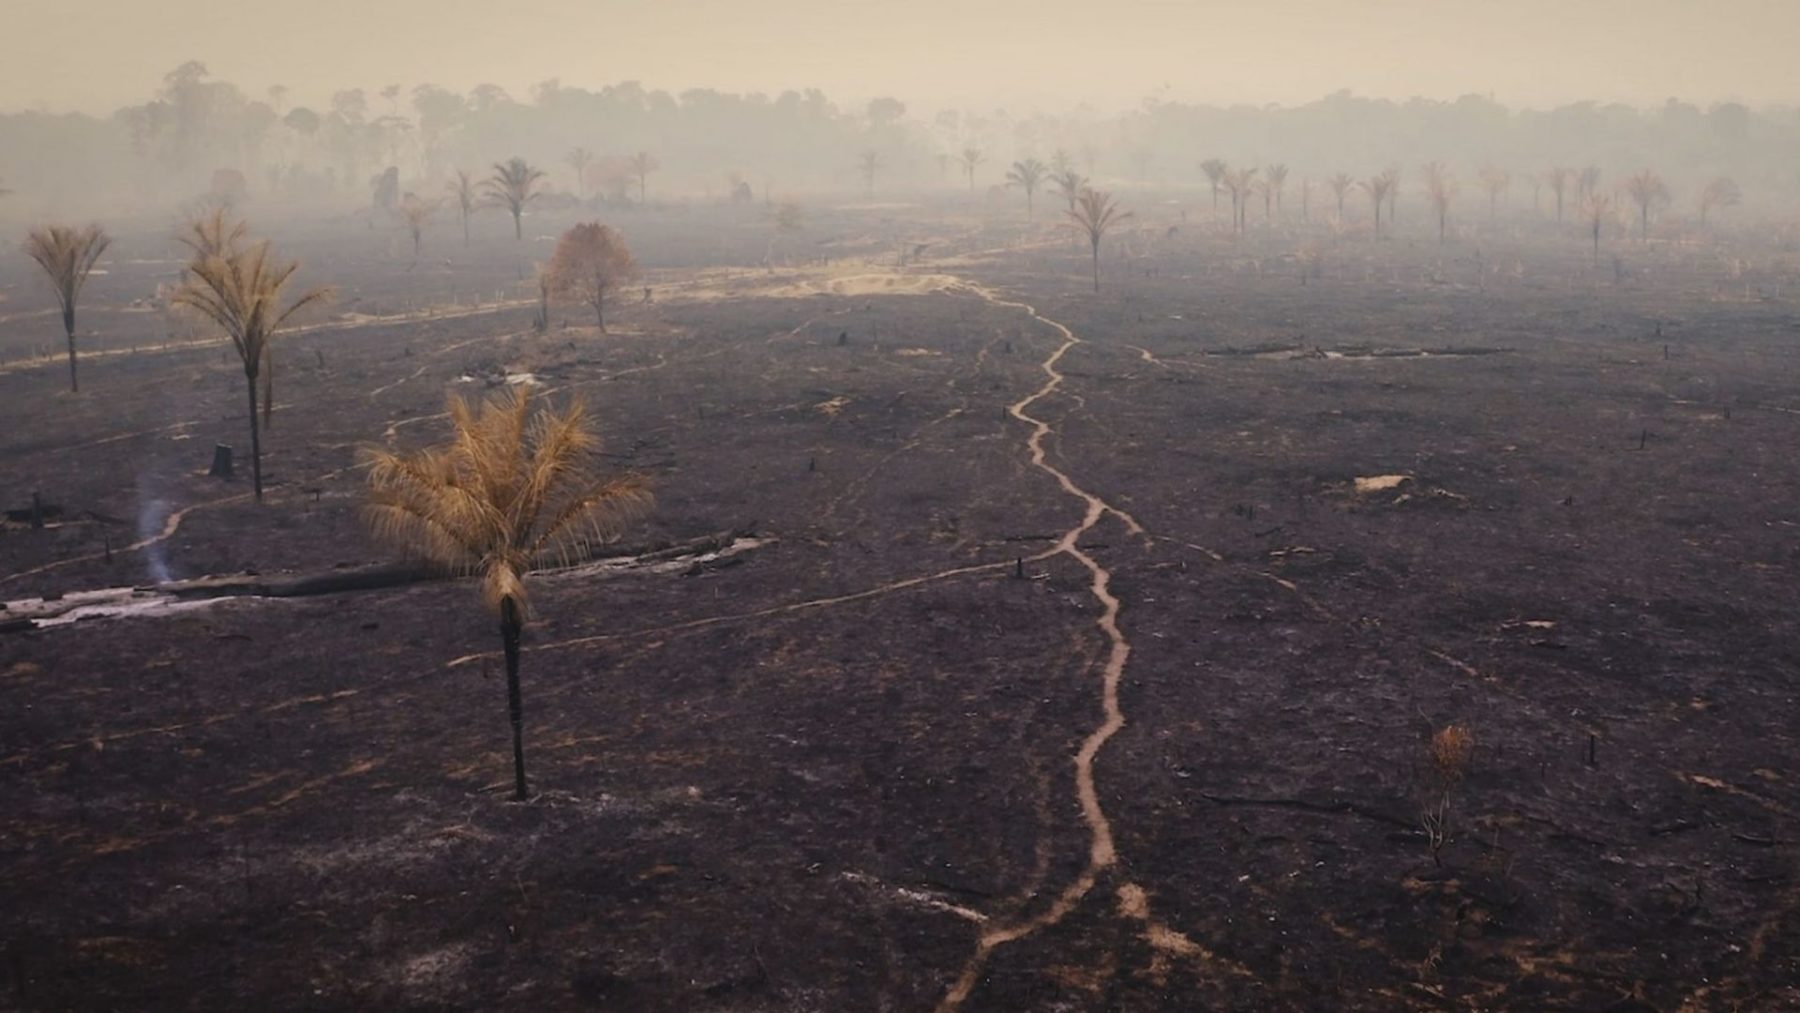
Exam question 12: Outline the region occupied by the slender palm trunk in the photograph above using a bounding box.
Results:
[1640,206,1649,242]
[512,208,522,240]
[1592,224,1601,264]
[63,307,78,393]
[501,597,528,801]
[1374,202,1383,238]
[245,370,264,502]
[1090,239,1100,293]
[462,210,470,245]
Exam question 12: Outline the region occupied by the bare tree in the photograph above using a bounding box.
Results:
[1068,188,1132,292]
[1327,172,1354,220]
[1422,161,1456,243]
[1200,159,1228,213]
[1384,165,1403,225]
[1545,166,1574,223]
[1623,170,1670,242]
[628,151,659,205]
[547,222,638,333]
[172,212,331,501]
[566,147,595,201]
[1581,191,1614,264]
[1477,166,1510,220]
[483,157,545,240]
[397,193,440,256]
[959,147,984,191]
[859,149,880,197]
[1576,166,1602,203]
[1254,177,1273,223]
[22,225,111,393]
[1005,158,1048,218]
[447,169,477,245]
[1698,176,1741,226]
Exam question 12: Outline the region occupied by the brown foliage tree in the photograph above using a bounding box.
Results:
[547,222,638,333]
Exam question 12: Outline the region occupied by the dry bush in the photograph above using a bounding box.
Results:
[1421,723,1475,866]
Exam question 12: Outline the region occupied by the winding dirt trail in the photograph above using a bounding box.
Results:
[936,282,1239,1008]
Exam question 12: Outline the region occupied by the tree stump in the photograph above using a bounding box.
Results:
[209,444,235,479]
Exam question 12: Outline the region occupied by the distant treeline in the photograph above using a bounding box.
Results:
[2,64,1796,216]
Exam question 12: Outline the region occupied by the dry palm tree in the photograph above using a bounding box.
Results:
[447,169,477,245]
[959,147,984,191]
[22,225,111,393]
[1199,159,1228,213]
[628,151,659,205]
[1623,170,1670,242]
[172,213,331,501]
[1327,172,1355,220]
[1477,166,1510,220]
[1069,187,1132,293]
[1266,164,1289,216]
[1051,168,1086,214]
[1005,157,1049,218]
[1362,172,1396,237]
[1223,166,1258,235]
[1422,161,1456,243]
[858,149,880,198]
[397,193,440,257]
[1581,191,1614,264]
[566,147,595,201]
[1698,176,1741,226]
[1544,166,1574,222]
[362,388,651,801]
[483,157,546,240]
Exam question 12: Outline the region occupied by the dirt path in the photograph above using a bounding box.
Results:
[936,282,1244,1008]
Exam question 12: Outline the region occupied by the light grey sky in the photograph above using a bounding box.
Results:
[7,0,1798,114]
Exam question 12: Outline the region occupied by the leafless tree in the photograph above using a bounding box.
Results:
[397,193,440,256]
[1477,166,1510,220]
[1623,170,1670,241]
[1581,191,1614,264]
[1698,176,1741,226]
[1266,164,1289,216]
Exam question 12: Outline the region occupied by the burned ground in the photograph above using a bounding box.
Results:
[2,201,1798,1009]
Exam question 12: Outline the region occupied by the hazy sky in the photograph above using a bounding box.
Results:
[7,0,1798,115]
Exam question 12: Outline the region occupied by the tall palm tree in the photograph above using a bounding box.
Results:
[362,388,652,801]
[22,225,111,393]
[628,151,659,205]
[566,147,595,201]
[1005,157,1049,218]
[1266,164,1289,216]
[447,169,477,244]
[172,213,331,501]
[1544,166,1574,223]
[959,147,984,191]
[858,149,880,197]
[1327,172,1355,220]
[1362,172,1396,237]
[483,157,545,240]
[1223,166,1258,235]
[1199,159,1227,213]
[1051,168,1086,215]
[1422,161,1456,243]
[1069,188,1132,293]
